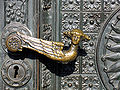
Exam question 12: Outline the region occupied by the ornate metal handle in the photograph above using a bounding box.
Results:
[1,22,90,63]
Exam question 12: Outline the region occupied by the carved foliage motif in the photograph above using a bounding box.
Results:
[41,0,53,89]
[61,0,81,11]
[81,3,102,89]
[83,0,101,11]
[83,13,101,33]
[82,12,100,75]
[74,59,80,74]
[43,0,52,11]
[82,75,100,90]
[62,13,80,31]
[61,13,80,46]
[5,0,27,24]
[41,64,51,89]
[104,0,120,11]
[61,75,79,90]
[3,0,120,90]
[82,34,98,54]
[82,54,96,74]
[104,13,111,20]
[60,1,102,89]
[42,24,52,40]
[41,1,120,90]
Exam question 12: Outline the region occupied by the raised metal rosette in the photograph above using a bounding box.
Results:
[1,22,32,54]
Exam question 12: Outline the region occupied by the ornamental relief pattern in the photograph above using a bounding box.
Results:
[104,0,120,11]
[5,85,30,90]
[82,75,100,90]
[62,13,80,31]
[41,64,51,89]
[40,0,120,89]
[96,7,120,90]
[61,13,80,46]
[42,24,52,40]
[73,58,80,74]
[3,0,120,90]
[41,0,53,89]
[42,0,52,11]
[5,0,27,24]
[82,54,96,74]
[60,0,102,89]
[83,13,101,33]
[102,16,120,89]
[61,75,79,90]
[83,0,101,11]
[82,33,98,54]
[61,0,81,11]
[3,0,30,90]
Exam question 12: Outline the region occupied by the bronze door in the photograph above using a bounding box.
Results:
[0,0,120,90]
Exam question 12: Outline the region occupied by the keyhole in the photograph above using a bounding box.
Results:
[14,66,19,78]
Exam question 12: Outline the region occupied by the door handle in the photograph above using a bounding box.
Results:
[1,22,90,63]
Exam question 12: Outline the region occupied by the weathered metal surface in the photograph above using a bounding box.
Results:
[97,6,120,90]
[1,59,32,87]
[0,0,120,90]
[0,0,36,90]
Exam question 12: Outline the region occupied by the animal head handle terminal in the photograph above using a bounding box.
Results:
[3,23,90,63]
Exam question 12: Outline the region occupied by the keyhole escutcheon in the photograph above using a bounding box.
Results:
[14,66,19,78]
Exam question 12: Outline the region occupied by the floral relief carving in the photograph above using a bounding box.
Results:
[41,0,53,89]
[61,13,80,46]
[61,0,81,11]
[82,34,98,54]
[104,0,120,11]
[42,24,52,40]
[42,64,51,89]
[83,13,101,33]
[83,0,101,11]
[82,54,96,74]
[4,0,119,89]
[61,75,79,90]
[73,59,80,74]
[41,24,52,89]
[5,0,27,24]
[62,13,80,31]
[82,75,100,90]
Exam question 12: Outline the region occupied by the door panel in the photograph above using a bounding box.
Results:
[0,0,37,90]
[0,0,120,90]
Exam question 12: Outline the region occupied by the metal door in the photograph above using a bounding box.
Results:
[0,0,120,90]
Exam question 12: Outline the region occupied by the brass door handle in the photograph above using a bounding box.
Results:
[1,22,90,63]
